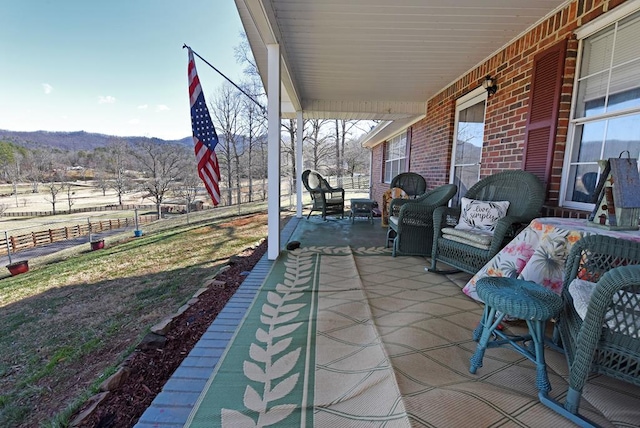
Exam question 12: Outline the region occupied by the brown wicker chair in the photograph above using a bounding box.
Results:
[540,234,640,427]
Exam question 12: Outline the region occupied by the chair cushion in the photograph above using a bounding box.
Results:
[307,172,321,188]
[454,197,510,232]
[442,227,493,250]
[569,278,640,336]
[391,214,430,228]
[568,278,597,321]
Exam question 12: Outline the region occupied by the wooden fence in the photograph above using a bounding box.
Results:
[1,214,156,256]
[1,204,157,218]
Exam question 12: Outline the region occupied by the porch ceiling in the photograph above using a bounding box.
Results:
[234,0,570,120]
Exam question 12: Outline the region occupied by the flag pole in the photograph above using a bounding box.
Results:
[183,44,266,114]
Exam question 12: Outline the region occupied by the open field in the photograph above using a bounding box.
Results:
[0,182,148,214]
[0,206,271,427]
[0,183,158,243]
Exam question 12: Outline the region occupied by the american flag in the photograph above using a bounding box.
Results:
[188,48,221,206]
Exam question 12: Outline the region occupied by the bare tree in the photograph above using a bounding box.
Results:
[174,168,202,223]
[334,120,368,185]
[238,79,267,201]
[343,138,371,187]
[305,119,333,172]
[131,140,187,218]
[254,133,269,201]
[66,183,75,212]
[234,32,259,78]
[23,149,51,193]
[44,176,64,215]
[281,119,298,184]
[211,82,243,205]
[105,138,131,205]
[235,31,270,202]
[93,171,110,196]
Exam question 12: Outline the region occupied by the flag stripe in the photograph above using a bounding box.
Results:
[195,141,221,198]
[188,48,221,206]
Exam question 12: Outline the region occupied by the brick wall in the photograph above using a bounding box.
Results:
[371,0,631,217]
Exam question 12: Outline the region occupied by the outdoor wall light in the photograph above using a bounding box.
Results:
[482,75,498,96]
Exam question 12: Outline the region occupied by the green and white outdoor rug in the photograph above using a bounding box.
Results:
[186,246,406,427]
[185,246,640,427]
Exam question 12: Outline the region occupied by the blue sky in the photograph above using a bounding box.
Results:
[0,0,247,140]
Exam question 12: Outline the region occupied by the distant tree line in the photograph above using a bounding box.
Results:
[0,33,373,216]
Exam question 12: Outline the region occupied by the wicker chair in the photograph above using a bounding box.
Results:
[390,172,427,199]
[429,170,544,274]
[301,170,345,220]
[386,184,457,256]
[540,235,640,427]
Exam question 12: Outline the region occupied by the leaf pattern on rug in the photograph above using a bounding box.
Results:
[290,246,391,256]
[292,246,351,255]
[352,246,393,255]
[221,250,314,427]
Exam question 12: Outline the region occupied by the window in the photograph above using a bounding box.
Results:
[450,88,487,206]
[384,132,407,183]
[563,9,640,207]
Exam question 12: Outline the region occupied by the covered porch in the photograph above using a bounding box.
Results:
[135,0,640,425]
[136,214,640,427]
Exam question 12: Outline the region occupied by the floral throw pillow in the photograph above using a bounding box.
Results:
[454,197,510,232]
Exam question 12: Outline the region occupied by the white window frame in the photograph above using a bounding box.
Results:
[449,87,487,204]
[384,132,407,183]
[561,3,640,209]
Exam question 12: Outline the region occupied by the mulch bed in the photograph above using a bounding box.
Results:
[77,239,268,428]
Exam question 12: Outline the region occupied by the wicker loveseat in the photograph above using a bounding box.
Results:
[540,234,640,427]
[301,170,345,220]
[429,170,544,274]
[386,184,457,257]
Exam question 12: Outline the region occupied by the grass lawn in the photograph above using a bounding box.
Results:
[0,209,269,427]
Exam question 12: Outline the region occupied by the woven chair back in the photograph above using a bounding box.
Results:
[464,170,544,219]
[390,172,427,198]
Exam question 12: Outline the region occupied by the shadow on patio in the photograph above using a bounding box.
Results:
[138,214,640,428]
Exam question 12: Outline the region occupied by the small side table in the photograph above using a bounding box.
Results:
[350,199,374,224]
[469,277,563,395]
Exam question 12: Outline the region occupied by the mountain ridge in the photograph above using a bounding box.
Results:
[0,129,192,151]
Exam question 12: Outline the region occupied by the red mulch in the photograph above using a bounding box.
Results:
[77,239,268,428]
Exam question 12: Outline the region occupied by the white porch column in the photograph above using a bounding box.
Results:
[267,43,281,260]
[296,110,303,218]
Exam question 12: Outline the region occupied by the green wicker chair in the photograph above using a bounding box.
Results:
[540,234,640,427]
[429,170,544,274]
[390,172,427,199]
[386,184,457,257]
[301,170,345,220]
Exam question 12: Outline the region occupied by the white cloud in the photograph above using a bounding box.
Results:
[137,104,148,110]
[155,104,170,112]
[98,95,116,104]
[42,83,53,94]
[128,118,140,125]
